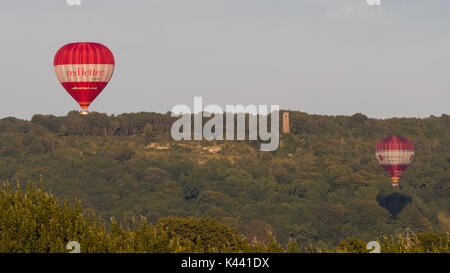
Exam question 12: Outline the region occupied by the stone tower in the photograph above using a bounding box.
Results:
[282,112,290,134]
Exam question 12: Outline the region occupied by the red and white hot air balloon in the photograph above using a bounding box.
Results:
[54,42,115,115]
[375,136,414,187]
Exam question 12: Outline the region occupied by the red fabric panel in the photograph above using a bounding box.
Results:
[54,43,115,65]
[61,82,108,108]
[382,165,409,179]
[376,136,414,151]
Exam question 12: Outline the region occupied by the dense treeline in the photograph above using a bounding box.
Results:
[0,183,448,253]
[0,111,448,248]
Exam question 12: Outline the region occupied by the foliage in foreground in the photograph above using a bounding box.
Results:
[0,183,448,253]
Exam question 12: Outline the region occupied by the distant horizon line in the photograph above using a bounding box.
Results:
[1,110,448,121]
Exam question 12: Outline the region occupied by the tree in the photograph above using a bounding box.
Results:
[144,123,155,144]
[156,216,246,251]
[337,237,369,253]
[144,167,167,184]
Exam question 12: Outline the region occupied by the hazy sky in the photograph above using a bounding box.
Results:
[1,0,449,119]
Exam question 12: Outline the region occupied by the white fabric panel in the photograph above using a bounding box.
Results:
[54,64,114,83]
[376,150,414,166]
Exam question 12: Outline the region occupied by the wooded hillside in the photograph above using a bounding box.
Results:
[0,111,448,247]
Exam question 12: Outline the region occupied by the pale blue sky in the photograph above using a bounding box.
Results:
[1,0,449,119]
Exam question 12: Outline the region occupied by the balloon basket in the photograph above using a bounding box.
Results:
[80,110,90,115]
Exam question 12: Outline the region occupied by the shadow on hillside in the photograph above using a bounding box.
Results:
[376,192,412,217]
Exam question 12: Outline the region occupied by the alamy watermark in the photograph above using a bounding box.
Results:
[66,0,81,6]
[170,97,279,152]
[366,241,381,253]
[366,0,381,7]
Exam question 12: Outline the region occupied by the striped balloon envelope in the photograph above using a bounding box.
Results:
[375,136,414,187]
[54,42,115,115]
